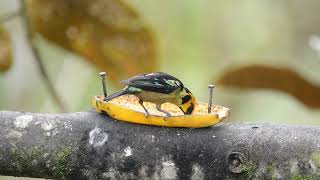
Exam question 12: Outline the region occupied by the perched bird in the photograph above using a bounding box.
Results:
[105,72,196,116]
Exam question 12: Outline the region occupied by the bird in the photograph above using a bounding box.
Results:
[105,72,196,117]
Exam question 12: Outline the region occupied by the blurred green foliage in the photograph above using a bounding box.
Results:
[0,0,320,125]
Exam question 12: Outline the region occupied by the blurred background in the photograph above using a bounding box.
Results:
[1,0,320,126]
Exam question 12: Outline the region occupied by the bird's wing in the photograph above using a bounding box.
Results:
[121,72,184,94]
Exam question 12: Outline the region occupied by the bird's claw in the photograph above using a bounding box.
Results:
[163,113,171,121]
[144,112,150,117]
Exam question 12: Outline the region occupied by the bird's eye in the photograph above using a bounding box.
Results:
[182,95,191,104]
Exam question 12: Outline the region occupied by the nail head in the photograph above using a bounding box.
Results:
[99,72,106,76]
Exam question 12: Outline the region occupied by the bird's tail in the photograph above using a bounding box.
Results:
[105,89,130,102]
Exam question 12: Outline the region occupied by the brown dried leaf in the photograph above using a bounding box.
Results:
[217,65,320,108]
[26,0,157,84]
[0,25,12,72]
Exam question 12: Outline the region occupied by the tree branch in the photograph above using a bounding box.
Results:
[0,110,319,179]
[0,11,21,23]
[20,0,66,112]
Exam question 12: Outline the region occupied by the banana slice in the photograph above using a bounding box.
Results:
[92,95,230,128]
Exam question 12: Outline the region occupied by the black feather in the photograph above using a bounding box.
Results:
[181,95,191,104]
[121,72,184,94]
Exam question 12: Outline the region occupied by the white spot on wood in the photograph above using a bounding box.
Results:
[41,122,53,131]
[308,159,317,171]
[151,135,155,142]
[8,130,22,138]
[290,159,299,174]
[89,127,108,147]
[124,146,132,157]
[102,168,116,179]
[46,160,51,168]
[152,165,161,179]
[63,121,73,130]
[52,129,59,136]
[102,168,135,179]
[14,115,33,129]
[138,165,149,177]
[41,121,56,136]
[161,160,177,179]
[42,153,49,158]
[191,164,205,180]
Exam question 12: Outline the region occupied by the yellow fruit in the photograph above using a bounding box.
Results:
[92,95,230,128]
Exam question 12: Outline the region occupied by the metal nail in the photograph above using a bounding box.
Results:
[208,85,215,113]
[99,72,107,100]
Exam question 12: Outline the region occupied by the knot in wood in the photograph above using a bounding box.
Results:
[228,152,246,174]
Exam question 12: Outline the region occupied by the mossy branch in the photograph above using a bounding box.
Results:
[0,110,319,179]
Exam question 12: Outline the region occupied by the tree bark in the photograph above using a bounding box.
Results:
[0,110,319,179]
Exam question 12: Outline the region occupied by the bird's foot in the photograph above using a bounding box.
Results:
[165,113,171,117]
[144,111,150,117]
[162,113,171,121]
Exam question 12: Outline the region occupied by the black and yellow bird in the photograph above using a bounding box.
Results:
[105,72,196,116]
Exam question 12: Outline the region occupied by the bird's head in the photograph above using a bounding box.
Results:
[178,88,196,115]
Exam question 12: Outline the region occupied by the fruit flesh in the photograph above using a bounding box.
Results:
[107,94,224,116]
